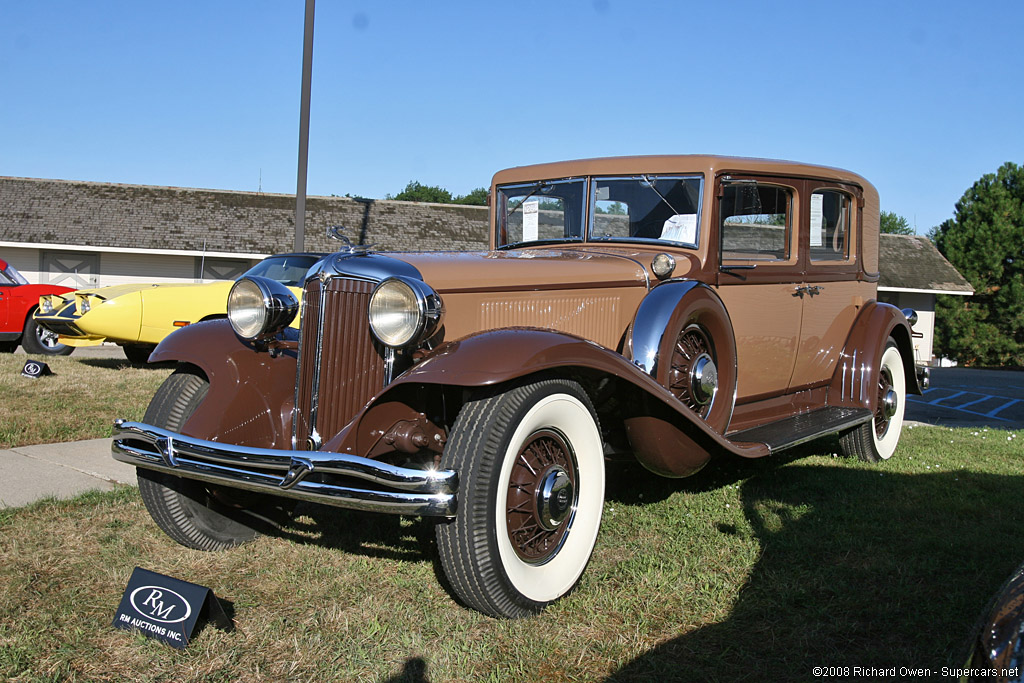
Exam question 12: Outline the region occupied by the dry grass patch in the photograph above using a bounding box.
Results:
[0,355,171,448]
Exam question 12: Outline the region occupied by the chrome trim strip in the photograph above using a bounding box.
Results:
[113,420,458,517]
[308,276,328,443]
[859,358,868,403]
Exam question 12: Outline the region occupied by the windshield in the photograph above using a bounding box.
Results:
[589,175,703,247]
[495,175,704,249]
[243,254,321,286]
[0,262,30,286]
[496,178,587,248]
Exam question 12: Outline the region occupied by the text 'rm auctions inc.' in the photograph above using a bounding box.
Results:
[813,665,1021,678]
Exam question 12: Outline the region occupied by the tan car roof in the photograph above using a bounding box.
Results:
[491,155,872,190]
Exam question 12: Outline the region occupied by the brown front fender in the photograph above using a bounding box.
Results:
[149,320,298,449]
[342,328,768,478]
[829,302,920,413]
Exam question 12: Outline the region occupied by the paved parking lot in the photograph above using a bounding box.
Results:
[906,367,1024,430]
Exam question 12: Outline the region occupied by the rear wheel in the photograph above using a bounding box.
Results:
[123,343,156,364]
[21,317,72,356]
[137,369,291,550]
[436,379,605,618]
[840,340,906,462]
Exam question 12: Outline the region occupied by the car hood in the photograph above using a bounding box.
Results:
[71,281,227,301]
[393,248,651,292]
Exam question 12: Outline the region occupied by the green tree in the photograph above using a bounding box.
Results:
[386,181,453,204]
[930,162,1024,366]
[880,210,913,235]
[386,181,488,206]
[453,187,488,206]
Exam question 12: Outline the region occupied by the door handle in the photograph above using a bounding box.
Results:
[793,285,824,298]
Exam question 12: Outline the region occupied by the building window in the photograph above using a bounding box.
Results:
[195,257,250,281]
[41,252,99,287]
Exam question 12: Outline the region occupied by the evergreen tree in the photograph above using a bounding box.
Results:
[931,162,1024,366]
[880,210,913,235]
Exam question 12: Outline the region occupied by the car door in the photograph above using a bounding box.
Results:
[790,183,874,390]
[714,175,803,402]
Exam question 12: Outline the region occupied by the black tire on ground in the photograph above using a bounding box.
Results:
[839,339,907,463]
[137,369,292,551]
[20,317,72,355]
[435,378,605,618]
[123,343,156,364]
[0,341,17,353]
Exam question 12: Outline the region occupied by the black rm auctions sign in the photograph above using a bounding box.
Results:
[112,567,232,649]
[21,360,52,379]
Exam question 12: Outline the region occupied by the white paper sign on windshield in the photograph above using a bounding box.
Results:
[661,214,698,244]
[523,200,539,241]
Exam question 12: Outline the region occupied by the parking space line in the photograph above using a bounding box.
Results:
[927,390,967,406]
[956,395,1000,410]
[987,398,1021,418]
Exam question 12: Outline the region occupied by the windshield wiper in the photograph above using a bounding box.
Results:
[505,181,550,222]
[640,174,683,216]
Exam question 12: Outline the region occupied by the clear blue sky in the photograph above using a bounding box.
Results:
[3,1,1022,235]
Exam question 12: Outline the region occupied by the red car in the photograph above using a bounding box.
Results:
[0,258,75,355]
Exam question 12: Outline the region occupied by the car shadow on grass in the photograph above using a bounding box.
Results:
[274,503,436,564]
[605,465,1024,682]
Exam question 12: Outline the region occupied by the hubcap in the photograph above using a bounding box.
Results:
[506,429,577,565]
[536,466,574,531]
[882,388,899,420]
[690,354,718,406]
[37,325,60,348]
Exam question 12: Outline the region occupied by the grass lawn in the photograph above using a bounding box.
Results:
[1,415,1021,681]
[0,355,172,448]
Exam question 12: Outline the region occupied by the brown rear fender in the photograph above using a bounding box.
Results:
[343,328,768,478]
[150,320,298,448]
[829,302,920,412]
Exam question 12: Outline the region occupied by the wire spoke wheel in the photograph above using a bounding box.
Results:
[436,379,604,618]
[506,428,577,565]
[840,339,906,462]
[668,323,718,418]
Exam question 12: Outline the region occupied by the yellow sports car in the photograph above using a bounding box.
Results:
[35,253,322,363]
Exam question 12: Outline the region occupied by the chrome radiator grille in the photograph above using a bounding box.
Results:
[294,276,387,449]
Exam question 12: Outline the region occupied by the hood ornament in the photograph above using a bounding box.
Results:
[327,225,374,255]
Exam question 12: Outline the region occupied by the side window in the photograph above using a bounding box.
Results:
[809,190,851,261]
[720,182,791,260]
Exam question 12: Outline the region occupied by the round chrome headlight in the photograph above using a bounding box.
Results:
[368,278,444,348]
[227,276,299,340]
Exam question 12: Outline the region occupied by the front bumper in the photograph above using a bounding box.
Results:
[112,420,458,517]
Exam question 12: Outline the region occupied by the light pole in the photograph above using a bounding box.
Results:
[294,0,315,252]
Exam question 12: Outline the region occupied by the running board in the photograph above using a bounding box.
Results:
[727,407,873,454]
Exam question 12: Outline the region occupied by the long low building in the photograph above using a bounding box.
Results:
[1,175,972,364]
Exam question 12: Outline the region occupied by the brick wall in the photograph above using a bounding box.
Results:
[0,176,490,255]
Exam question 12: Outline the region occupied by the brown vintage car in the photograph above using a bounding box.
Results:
[112,155,925,618]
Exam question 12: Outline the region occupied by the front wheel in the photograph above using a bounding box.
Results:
[840,340,907,462]
[21,318,72,355]
[137,369,292,550]
[436,379,605,618]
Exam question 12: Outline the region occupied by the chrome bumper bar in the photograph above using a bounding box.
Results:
[111,419,458,517]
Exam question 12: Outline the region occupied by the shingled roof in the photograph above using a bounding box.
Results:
[1,176,974,296]
[878,234,974,295]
